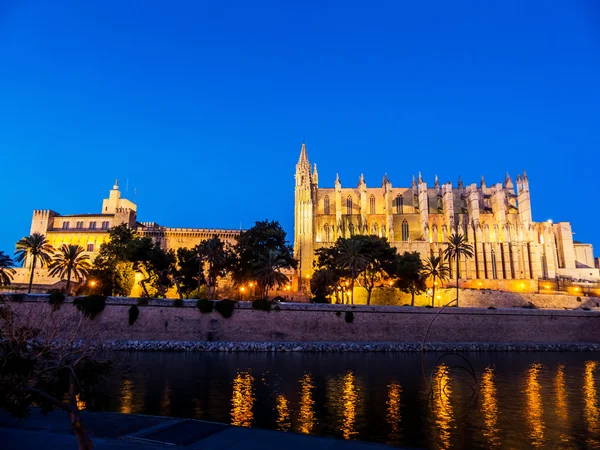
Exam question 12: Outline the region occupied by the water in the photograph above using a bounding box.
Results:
[90,352,600,449]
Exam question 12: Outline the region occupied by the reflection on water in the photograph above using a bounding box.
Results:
[230,371,254,427]
[525,363,545,448]
[276,394,291,432]
[584,361,599,448]
[76,393,86,411]
[386,382,402,444]
[98,352,600,449]
[297,373,315,434]
[432,364,454,449]
[480,367,500,449]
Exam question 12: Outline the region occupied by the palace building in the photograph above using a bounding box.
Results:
[293,144,599,292]
[12,181,240,289]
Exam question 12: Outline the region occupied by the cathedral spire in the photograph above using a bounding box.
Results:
[298,142,309,165]
[412,175,416,189]
[434,175,440,189]
[504,172,514,190]
[457,175,463,189]
[480,175,486,189]
[418,172,423,183]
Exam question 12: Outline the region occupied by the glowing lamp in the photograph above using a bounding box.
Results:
[240,287,245,292]
[90,281,96,287]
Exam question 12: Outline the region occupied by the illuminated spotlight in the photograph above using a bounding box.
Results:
[545,285,550,289]
[240,287,245,292]
[478,281,483,286]
[575,287,580,292]
[249,282,254,287]
[520,283,525,288]
[90,280,96,287]
[436,295,441,299]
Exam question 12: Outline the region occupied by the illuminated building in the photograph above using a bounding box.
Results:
[294,143,599,291]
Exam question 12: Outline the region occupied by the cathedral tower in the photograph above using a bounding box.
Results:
[294,143,317,290]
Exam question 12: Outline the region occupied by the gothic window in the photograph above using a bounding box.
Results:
[324,196,330,215]
[491,250,498,279]
[395,195,403,214]
[76,221,83,229]
[89,222,97,230]
[346,196,353,215]
[324,224,330,242]
[101,221,109,230]
[87,243,94,252]
[62,221,70,230]
[402,220,409,241]
[370,195,376,214]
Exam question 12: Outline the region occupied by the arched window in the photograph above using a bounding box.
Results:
[491,250,498,279]
[324,196,330,215]
[346,196,353,215]
[395,195,403,214]
[324,224,330,242]
[402,220,409,241]
[349,222,355,236]
[370,195,376,214]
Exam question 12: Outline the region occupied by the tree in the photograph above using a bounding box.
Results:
[310,268,339,300]
[336,238,368,304]
[313,245,348,303]
[253,250,290,298]
[444,233,474,307]
[197,236,233,300]
[422,255,450,307]
[0,302,110,450]
[232,220,297,286]
[14,233,54,293]
[174,247,205,298]
[395,251,426,306]
[0,251,16,287]
[48,245,92,295]
[352,235,398,305]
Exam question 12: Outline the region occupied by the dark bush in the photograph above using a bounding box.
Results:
[488,306,496,310]
[197,299,214,313]
[137,298,149,306]
[128,305,140,325]
[577,297,582,302]
[48,291,65,310]
[252,298,272,312]
[312,295,329,304]
[582,307,591,311]
[173,299,184,307]
[272,296,286,303]
[73,295,106,319]
[344,311,354,323]
[215,299,236,318]
[10,293,25,303]
[522,301,538,309]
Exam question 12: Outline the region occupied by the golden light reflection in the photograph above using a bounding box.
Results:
[76,393,86,411]
[432,364,454,450]
[120,377,133,414]
[276,394,291,432]
[386,382,402,443]
[584,361,599,447]
[340,371,359,440]
[554,364,571,447]
[525,363,545,448]
[297,373,316,434]
[480,367,500,449]
[160,381,172,416]
[230,371,255,427]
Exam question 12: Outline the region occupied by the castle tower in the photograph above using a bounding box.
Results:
[294,143,317,290]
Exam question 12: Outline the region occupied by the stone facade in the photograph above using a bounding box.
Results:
[12,181,240,289]
[294,144,599,291]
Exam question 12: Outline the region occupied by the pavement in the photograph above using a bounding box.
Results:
[0,409,397,449]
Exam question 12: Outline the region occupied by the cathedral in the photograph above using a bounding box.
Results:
[293,144,598,292]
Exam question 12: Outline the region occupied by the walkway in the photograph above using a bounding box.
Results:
[0,409,396,449]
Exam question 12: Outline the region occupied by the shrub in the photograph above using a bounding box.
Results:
[312,295,329,304]
[73,295,106,319]
[577,297,582,302]
[582,307,591,311]
[173,299,183,307]
[522,301,537,309]
[252,298,272,312]
[197,299,214,313]
[215,299,236,318]
[128,305,140,325]
[137,298,149,306]
[48,291,65,310]
[488,306,496,310]
[424,305,434,309]
[344,311,354,323]
[10,293,25,303]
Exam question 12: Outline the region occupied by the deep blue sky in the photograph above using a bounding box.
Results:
[1,1,599,256]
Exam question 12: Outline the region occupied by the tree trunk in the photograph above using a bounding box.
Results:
[350,269,355,305]
[69,373,94,450]
[411,290,415,306]
[66,267,72,295]
[197,261,203,298]
[28,256,37,294]
[431,276,436,307]
[366,287,372,305]
[456,257,460,307]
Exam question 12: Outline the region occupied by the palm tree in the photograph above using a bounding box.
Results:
[0,251,16,287]
[197,236,230,300]
[444,233,474,307]
[48,245,92,295]
[336,238,368,304]
[253,250,290,298]
[422,255,450,307]
[14,233,54,293]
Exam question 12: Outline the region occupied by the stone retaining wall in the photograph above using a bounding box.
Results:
[4,295,600,346]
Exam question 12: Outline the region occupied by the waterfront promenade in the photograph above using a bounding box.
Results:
[0,409,395,449]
